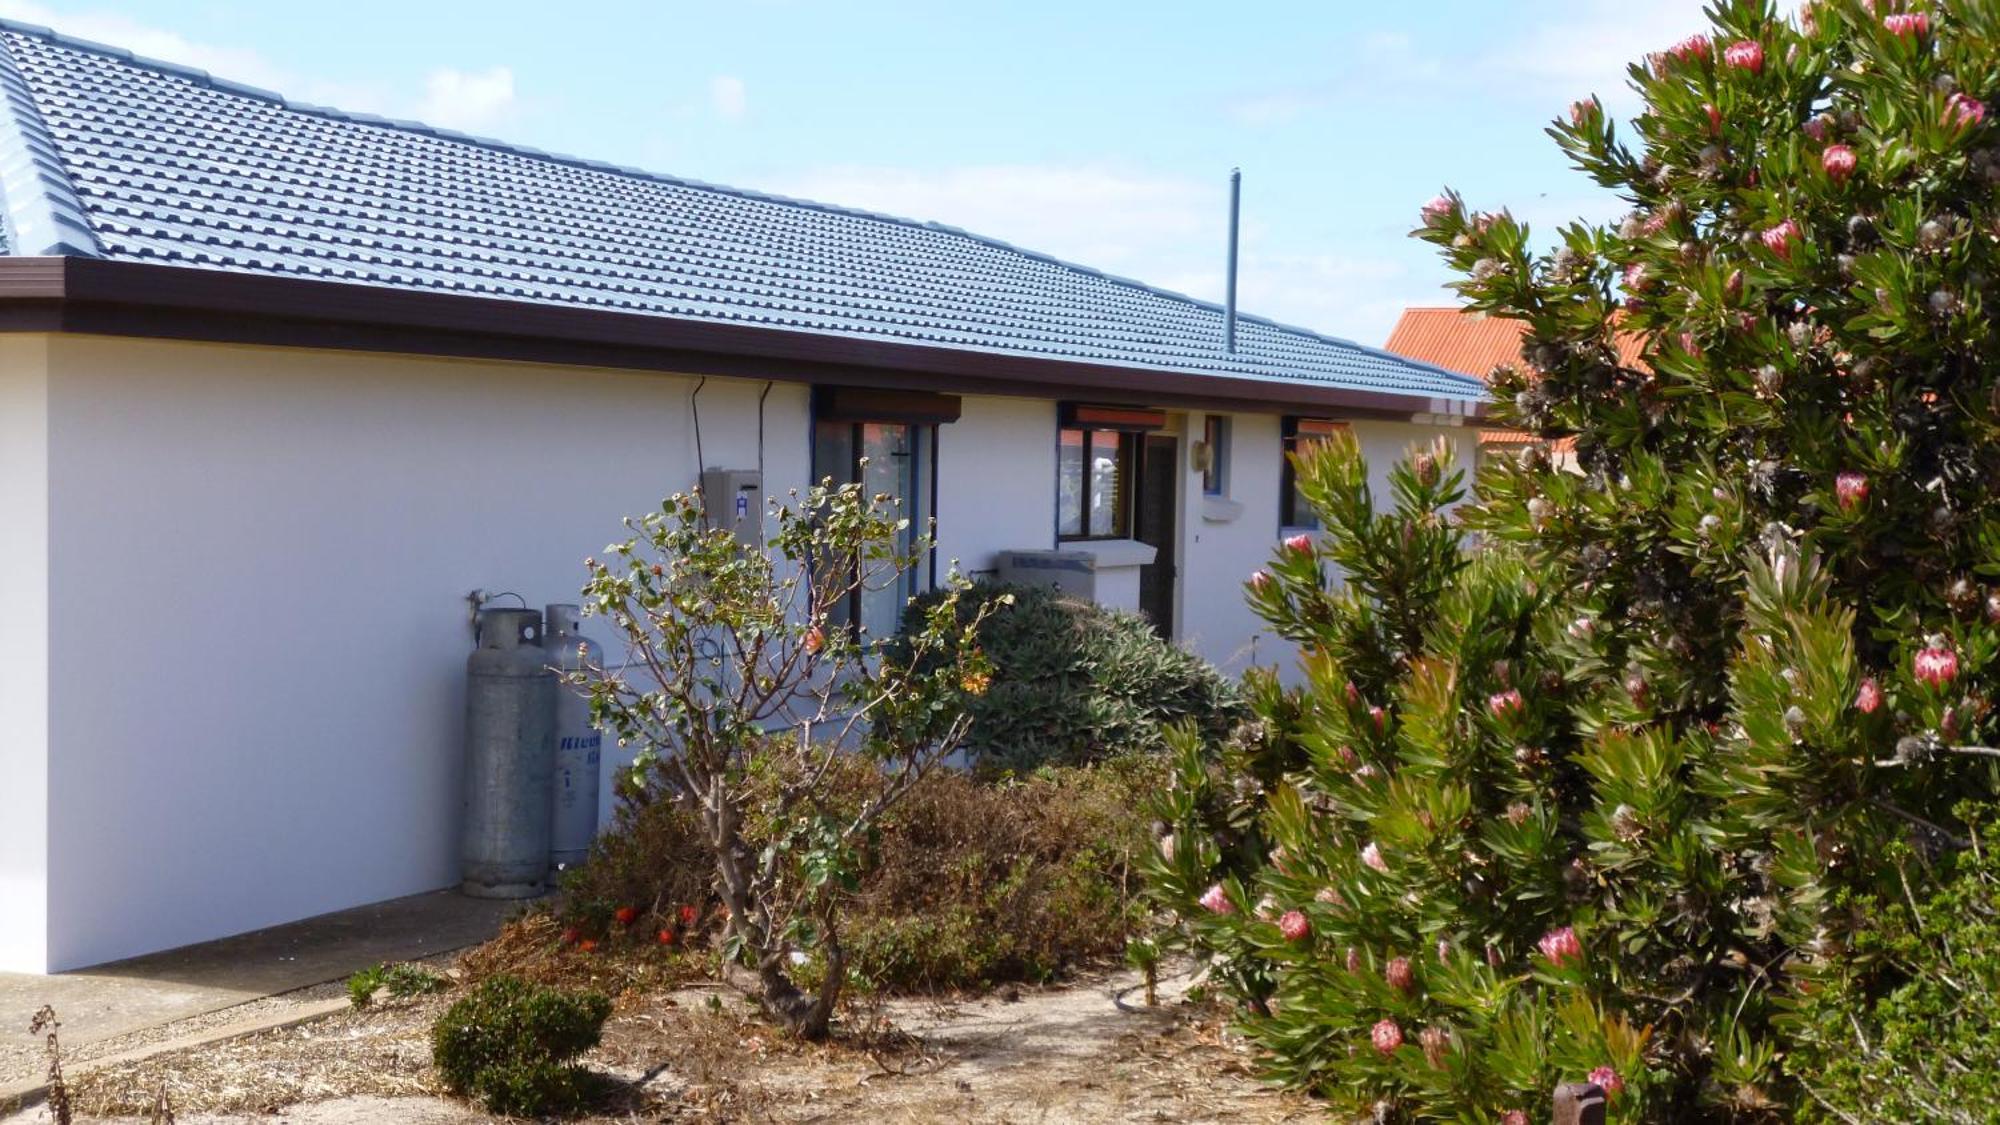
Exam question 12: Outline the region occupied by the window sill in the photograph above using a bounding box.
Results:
[1060,538,1157,569]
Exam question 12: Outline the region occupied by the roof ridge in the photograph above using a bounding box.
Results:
[0,15,1480,396]
[0,27,100,255]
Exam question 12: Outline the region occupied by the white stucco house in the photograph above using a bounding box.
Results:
[0,20,1484,973]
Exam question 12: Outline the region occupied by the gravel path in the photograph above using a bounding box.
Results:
[6,963,1310,1124]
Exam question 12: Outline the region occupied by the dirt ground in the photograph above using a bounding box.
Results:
[16,962,1312,1124]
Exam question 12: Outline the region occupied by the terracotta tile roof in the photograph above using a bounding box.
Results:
[1383,307,1647,448]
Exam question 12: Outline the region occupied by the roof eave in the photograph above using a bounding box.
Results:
[0,257,1489,421]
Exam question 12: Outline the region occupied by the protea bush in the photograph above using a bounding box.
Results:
[1145,2,2000,1119]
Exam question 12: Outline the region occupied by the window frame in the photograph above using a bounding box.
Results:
[811,417,939,636]
[1201,414,1230,497]
[1057,425,1138,541]
[1280,417,1348,530]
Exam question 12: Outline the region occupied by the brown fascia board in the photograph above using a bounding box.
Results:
[0,257,1488,422]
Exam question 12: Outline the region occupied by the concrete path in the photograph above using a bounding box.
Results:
[0,889,525,1052]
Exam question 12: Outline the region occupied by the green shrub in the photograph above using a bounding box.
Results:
[1786,810,2000,1122]
[347,962,445,1009]
[430,975,611,1117]
[893,582,1244,771]
[1140,1,2000,1118]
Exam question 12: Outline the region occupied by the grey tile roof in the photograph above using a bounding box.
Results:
[0,19,1484,404]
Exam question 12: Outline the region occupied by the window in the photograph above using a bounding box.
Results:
[813,419,936,638]
[1201,415,1230,496]
[1058,427,1136,539]
[1281,417,1348,529]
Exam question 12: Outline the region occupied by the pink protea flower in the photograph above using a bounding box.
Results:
[1622,262,1649,293]
[1501,1112,1530,1125]
[1198,883,1233,915]
[1420,195,1454,225]
[1914,645,1960,687]
[1948,92,1987,129]
[1589,1065,1626,1097]
[1664,33,1711,66]
[1883,11,1929,37]
[1436,937,1452,961]
[1385,956,1415,992]
[1822,144,1857,181]
[1279,910,1310,942]
[1835,471,1869,511]
[1368,705,1387,732]
[1419,1025,1451,1068]
[1703,102,1723,136]
[1371,1018,1404,1054]
[1315,885,1344,906]
[1284,532,1314,555]
[1569,97,1598,127]
[1538,926,1583,968]
[1345,946,1362,972]
[1488,689,1525,718]
[1249,570,1273,593]
[1724,39,1764,72]
[1855,677,1883,714]
[1158,833,1176,862]
[1762,219,1801,260]
[1361,842,1389,873]
[1803,116,1828,142]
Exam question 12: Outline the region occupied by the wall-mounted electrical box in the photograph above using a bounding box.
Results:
[701,469,764,545]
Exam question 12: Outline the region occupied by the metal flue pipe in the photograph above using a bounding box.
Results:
[1224,167,1241,354]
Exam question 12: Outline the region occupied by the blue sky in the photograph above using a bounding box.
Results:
[0,0,1718,344]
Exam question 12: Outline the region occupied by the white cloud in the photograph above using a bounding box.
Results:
[415,65,516,132]
[774,163,1211,277]
[709,75,747,121]
[0,1,521,128]
[1484,0,1713,112]
[770,163,1435,344]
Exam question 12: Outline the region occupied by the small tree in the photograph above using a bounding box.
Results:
[577,478,990,1039]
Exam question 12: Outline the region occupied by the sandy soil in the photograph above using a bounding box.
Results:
[11,964,1310,1124]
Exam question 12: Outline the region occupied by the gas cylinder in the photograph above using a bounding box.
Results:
[543,603,603,875]
[461,607,555,898]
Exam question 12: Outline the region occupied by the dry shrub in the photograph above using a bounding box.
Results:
[459,912,708,998]
[537,756,1151,997]
[836,755,1152,993]
[556,784,714,936]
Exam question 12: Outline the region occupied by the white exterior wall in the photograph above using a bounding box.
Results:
[933,395,1056,580]
[37,336,808,971]
[1175,411,1286,674]
[0,329,1474,972]
[0,337,50,973]
[1174,412,1479,679]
